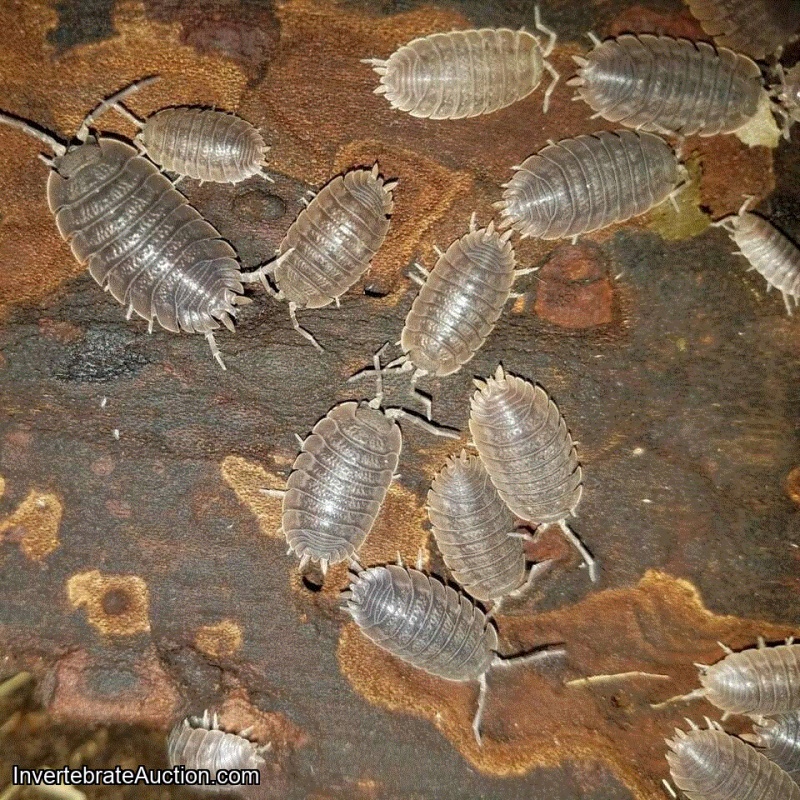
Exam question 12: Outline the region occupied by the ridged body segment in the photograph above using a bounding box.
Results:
[749,711,800,777]
[401,225,516,376]
[572,35,762,136]
[275,168,393,308]
[347,565,498,681]
[139,108,268,184]
[469,370,582,524]
[498,131,679,239]
[686,0,800,60]
[666,728,800,800]
[373,29,545,120]
[47,138,242,334]
[700,642,800,716]
[283,402,402,568]
[427,451,525,602]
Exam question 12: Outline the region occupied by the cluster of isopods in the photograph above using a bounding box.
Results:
[2,0,800,794]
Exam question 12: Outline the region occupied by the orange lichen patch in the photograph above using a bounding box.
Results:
[195,620,243,659]
[67,571,150,636]
[786,466,800,505]
[0,475,5,499]
[337,570,797,796]
[332,140,473,299]
[0,489,62,561]
[220,455,284,539]
[0,1,247,316]
[218,688,308,750]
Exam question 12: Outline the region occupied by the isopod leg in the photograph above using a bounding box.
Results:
[472,673,489,746]
[383,408,461,439]
[0,113,66,157]
[205,331,227,371]
[541,61,560,114]
[289,302,323,351]
[410,369,432,421]
[259,488,286,498]
[510,559,554,598]
[556,519,597,582]
[534,6,558,57]
[491,644,565,671]
[77,76,159,142]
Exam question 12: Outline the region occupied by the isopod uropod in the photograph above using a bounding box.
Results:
[0,87,249,369]
[666,720,800,800]
[167,710,269,794]
[496,131,681,240]
[469,366,597,582]
[243,165,396,350]
[713,199,800,315]
[363,10,560,119]
[568,34,762,137]
[344,564,562,743]
[742,710,800,777]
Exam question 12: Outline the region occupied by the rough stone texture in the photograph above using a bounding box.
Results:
[1,1,799,798]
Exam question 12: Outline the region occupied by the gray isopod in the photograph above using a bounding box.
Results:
[427,450,550,607]
[243,164,395,350]
[567,34,762,137]
[714,199,800,315]
[167,710,269,794]
[742,711,800,778]
[469,366,597,582]
[496,131,681,240]
[774,64,800,138]
[344,564,562,743]
[686,0,800,61]
[363,12,560,119]
[0,86,250,369]
[666,720,800,800]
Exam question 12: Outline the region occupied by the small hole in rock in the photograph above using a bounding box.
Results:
[364,286,388,298]
[101,588,131,616]
[301,576,324,593]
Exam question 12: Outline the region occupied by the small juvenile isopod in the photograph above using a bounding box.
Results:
[774,64,800,138]
[243,165,396,349]
[685,0,800,61]
[742,711,800,780]
[167,710,269,794]
[567,34,763,137]
[344,563,562,743]
[0,86,250,369]
[363,10,560,119]
[666,720,800,800]
[469,366,597,581]
[427,450,550,608]
[713,199,800,315]
[496,131,681,240]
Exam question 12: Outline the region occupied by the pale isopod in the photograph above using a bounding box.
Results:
[469,366,597,581]
[243,165,395,350]
[742,711,800,778]
[167,710,269,794]
[686,0,800,61]
[495,131,681,240]
[713,198,800,315]
[567,34,762,137]
[666,720,800,800]
[344,563,562,743]
[774,64,800,138]
[363,10,560,119]
[0,85,250,369]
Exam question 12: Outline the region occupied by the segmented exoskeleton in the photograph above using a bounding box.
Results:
[742,711,800,778]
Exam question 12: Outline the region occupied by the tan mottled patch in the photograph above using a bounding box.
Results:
[220,455,284,539]
[218,688,308,750]
[0,489,62,561]
[195,620,243,659]
[337,570,797,797]
[67,571,150,636]
[0,475,5,499]
[646,155,710,241]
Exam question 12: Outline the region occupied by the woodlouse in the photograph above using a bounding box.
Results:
[742,711,800,778]
[567,34,762,137]
[666,720,800,800]
[469,366,597,581]
[167,710,269,793]
[427,450,550,607]
[0,88,252,369]
[774,64,800,138]
[243,165,395,350]
[363,11,559,119]
[344,563,562,743]
[496,131,681,240]
[686,0,800,61]
[714,199,800,315]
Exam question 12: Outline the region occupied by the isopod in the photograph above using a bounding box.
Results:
[363,9,560,119]
[495,131,681,240]
[344,563,562,743]
[469,366,597,582]
[243,165,395,349]
[427,450,550,607]
[167,710,269,794]
[666,720,800,800]
[0,86,250,369]
[742,711,800,778]
[713,198,800,314]
[567,34,762,137]
[686,0,800,61]
[774,64,800,138]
